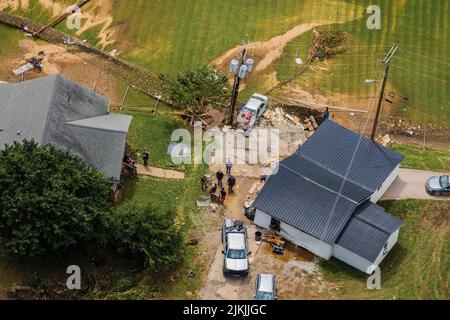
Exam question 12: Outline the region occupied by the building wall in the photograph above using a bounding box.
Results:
[254,209,272,229]
[332,244,373,273]
[332,228,401,274]
[373,228,400,266]
[254,210,333,260]
[370,164,400,203]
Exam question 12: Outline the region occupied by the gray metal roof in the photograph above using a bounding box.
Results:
[253,165,358,244]
[297,120,404,192]
[336,201,403,262]
[0,74,131,180]
[253,120,404,252]
[281,154,372,203]
[353,201,404,234]
[335,217,390,262]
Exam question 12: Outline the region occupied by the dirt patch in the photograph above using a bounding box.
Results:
[212,22,331,76]
[0,0,27,11]
[0,0,117,48]
[1,38,124,105]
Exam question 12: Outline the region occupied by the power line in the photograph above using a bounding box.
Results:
[390,56,447,75]
[396,47,450,66]
[390,64,450,84]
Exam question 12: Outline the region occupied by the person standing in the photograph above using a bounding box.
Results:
[226,158,233,175]
[201,175,208,192]
[216,169,224,187]
[227,175,236,193]
[219,187,227,205]
[143,151,150,167]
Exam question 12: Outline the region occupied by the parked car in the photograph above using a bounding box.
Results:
[222,219,250,277]
[237,93,269,136]
[425,174,450,196]
[254,274,277,300]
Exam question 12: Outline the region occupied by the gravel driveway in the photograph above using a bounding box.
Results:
[381,168,450,201]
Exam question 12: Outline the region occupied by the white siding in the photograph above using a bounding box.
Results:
[332,228,401,274]
[254,209,271,229]
[332,244,373,273]
[373,228,400,266]
[370,165,400,203]
[254,210,332,260]
[279,222,333,259]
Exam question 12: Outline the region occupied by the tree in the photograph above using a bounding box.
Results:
[161,65,231,121]
[109,201,184,271]
[0,140,111,257]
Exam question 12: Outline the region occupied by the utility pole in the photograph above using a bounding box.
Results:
[371,44,398,141]
[228,43,254,125]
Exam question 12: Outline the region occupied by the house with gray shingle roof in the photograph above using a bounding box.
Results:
[0,74,132,180]
[253,120,404,274]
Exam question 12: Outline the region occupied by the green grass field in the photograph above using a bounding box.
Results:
[320,200,450,300]
[2,0,448,125]
[266,0,449,126]
[392,144,450,172]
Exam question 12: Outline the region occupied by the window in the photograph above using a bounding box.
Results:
[383,242,389,255]
[270,218,281,232]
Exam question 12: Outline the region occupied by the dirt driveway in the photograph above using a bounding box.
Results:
[197,171,333,300]
[381,168,450,201]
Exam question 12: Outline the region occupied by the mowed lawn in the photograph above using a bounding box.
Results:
[109,0,358,75]
[320,200,450,300]
[267,0,449,126]
[123,109,185,169]
[2,0,448,125]
[0,24,23,59]
[392,144,450,172]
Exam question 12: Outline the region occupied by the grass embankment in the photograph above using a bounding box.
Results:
[0,24,23,59]
[320,200,450,300]
[265,0,449,125]
[391,144,450,172]
[3,1,448,124]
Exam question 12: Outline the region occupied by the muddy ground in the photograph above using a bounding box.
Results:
[0,37,128,106]
[195,173,336,300]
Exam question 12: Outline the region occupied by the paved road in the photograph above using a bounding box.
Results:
[381,168,449,201]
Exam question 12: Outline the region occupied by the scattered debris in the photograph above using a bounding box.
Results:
[186,269,196,278]
[381,134,392,146]
[196,197,211,207]
[12,52,45,75]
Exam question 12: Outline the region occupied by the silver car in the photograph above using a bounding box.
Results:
[222,219,250,276]
[254,274,277,300]
[425,175,450,196]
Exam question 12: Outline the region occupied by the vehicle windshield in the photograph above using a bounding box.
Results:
[256,291,274,300]
[439,175,449,188]
[227,249,246,259]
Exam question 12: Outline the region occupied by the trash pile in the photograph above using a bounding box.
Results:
[12,51,45,76]
[265,107,306,129]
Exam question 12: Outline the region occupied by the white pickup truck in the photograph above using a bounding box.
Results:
[237,93,269,135]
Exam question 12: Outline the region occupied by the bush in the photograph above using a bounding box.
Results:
[110,201,184,271]
[0,140,111,257]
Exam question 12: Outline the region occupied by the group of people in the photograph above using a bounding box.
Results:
[201,159,235,205]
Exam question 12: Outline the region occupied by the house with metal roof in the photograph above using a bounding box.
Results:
[0,74,132,180]
[253,120,404,274]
